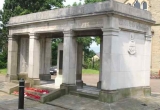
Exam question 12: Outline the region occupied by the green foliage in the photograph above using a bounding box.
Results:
[0,51,7,69]
[0,0,64,68]
[85,0,106,4]
[51,38,63,66]
[0,68,7,74]
[84,57,100,70]
[82,69,99,74]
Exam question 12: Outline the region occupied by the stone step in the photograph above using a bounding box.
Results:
[0,82,18,94]
[70,91,99,100]
[12,86,66,103]
[25,89,45,96]
[11,80,30,87]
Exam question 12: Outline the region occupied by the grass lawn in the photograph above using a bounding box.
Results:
[82,69,99,74]
[0,68,7,75]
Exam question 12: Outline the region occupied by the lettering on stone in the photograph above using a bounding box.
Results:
[119,18,148,31]
[128,34,136,55]
[76,19,102,28]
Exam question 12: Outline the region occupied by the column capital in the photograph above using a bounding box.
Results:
[102,28,119,32]
[102,28,119,36]
[29,33,39,39]
[63,30,75,37]
[8,35,17,40]
[145,35,152,41]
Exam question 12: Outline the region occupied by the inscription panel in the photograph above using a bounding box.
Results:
[75,18,103,29]
[119,18,149,32]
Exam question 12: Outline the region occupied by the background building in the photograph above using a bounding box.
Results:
[116,0,160,74]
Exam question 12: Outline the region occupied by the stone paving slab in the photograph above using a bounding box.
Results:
[0,82,18,93]
[48,94,160,110]
[0,92,66,110]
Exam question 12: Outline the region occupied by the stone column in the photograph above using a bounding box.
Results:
[99,28,119,103]
[18,37,29,80]
[97,36,103,89]
[76,43,83,88]
[55,43,63,86]
[44,38,52,78]
[6,35,18,81]
[143,27,152,96]
[39,37,52,80]
[28,33,40,85]
[60,30,77,93]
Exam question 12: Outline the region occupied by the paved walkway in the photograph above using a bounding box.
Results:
[48,94,160,110]
[0,92,65,110]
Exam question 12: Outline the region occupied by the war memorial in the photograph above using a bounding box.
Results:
[6,0,154,103]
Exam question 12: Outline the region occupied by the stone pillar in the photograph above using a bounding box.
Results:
[143,27,152,96]
[28,33,40,85]
[60,30,77,93]
[99,28,119,103]
[6,35,18,81]
[18,37,29,80]
[97,36,103,89]
[76,43,83,88]
[39,37,52,80]
[55,43,63,86]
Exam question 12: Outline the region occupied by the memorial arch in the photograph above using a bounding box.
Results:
[7,0,154,102]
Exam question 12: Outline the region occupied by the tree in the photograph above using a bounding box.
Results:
[0,0,64,69]
[85,0,106,4]
[2,0,64,39]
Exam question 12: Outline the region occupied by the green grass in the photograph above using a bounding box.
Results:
[82,69,99,74]
[0,68,7,75]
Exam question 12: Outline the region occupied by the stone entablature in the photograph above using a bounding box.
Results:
[8,1,153,27]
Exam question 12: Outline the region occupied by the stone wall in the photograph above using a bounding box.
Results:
[115,0,159,74]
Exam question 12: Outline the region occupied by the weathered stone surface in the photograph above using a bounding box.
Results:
[8,1,152,26]
[48,94,160,110]
[0,92,66,110]
[39,74,51,81]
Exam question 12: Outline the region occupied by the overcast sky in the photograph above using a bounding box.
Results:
[0,0,99,53]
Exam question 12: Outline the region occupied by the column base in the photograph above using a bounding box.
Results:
[5,74,18,82]
[143,87,151,96]
[27,78,40,86]
[60,83,77,94]
[55,75,63,87]
[39,74,51,80]
[97,81,101,89]
[99,86,151,103]
[76,80,83,89]
[18,73,28,80]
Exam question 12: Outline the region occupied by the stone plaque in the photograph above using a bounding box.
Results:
[128,34,136,55]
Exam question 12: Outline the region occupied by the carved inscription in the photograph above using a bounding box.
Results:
[119,18,148,31]
[76,19,102,28]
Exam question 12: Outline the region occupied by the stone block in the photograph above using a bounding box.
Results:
[76,80,83,89]
[39,74,51,80]
[27,78,40,86]
[97,81,101,89]
[99,87,151,103]
[5,74,18,82]
[99,90,118,103]
[60,83,77,94]
[41,89,65,103]
[18,73,28,80]
[143,86,151,96]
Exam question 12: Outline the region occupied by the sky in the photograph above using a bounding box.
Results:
[0,0,100,53]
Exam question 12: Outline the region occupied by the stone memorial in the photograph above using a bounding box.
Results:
[6,0,154,102]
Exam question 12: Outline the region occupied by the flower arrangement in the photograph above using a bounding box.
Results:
[13,87,50,100]
[25,88,49,94]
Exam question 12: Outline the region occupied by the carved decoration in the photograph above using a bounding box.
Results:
[128,34,136,55]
